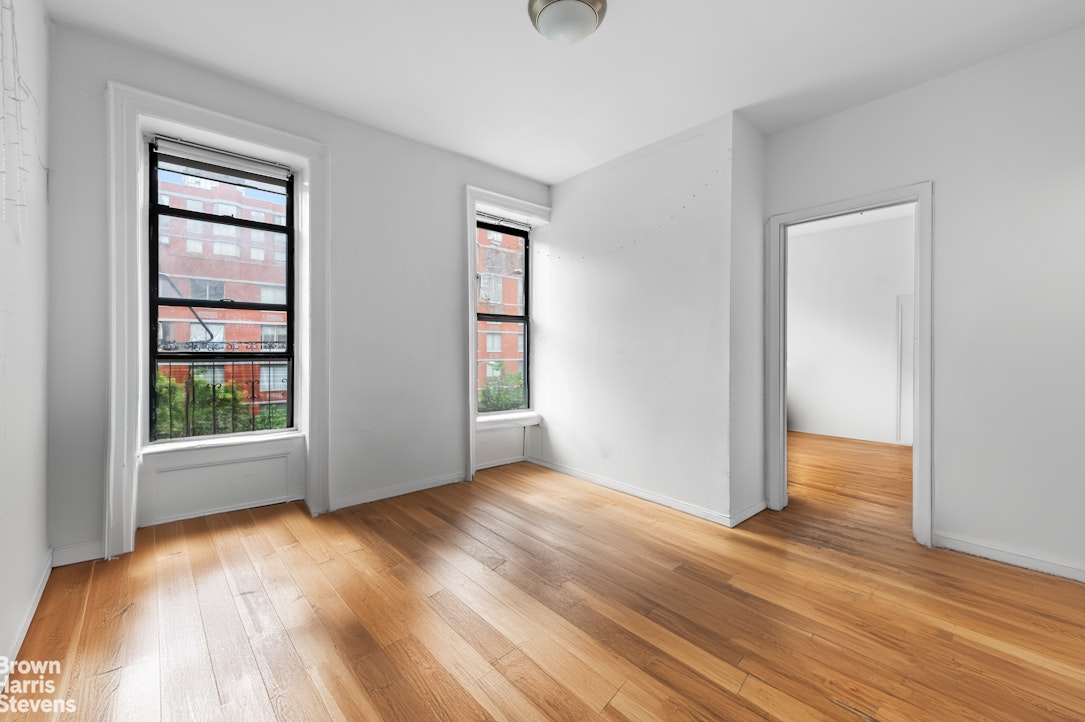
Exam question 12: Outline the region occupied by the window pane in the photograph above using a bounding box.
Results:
[157,307,287,353]
[154,360,290,439]
[152,147,293,443]
[476,228,525,315]
[156,215,286,300]
[157,162,287,225]
[477,321,526,412]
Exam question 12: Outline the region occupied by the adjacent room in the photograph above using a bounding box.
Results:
[3,0,1085,718]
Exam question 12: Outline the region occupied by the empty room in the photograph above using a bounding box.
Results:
[3,0,1085,719]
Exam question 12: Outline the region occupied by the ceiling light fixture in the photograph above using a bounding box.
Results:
[528,0,607,44]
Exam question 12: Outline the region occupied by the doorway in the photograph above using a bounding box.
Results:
[765,183,933,545]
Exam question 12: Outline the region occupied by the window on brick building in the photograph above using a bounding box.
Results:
[190,322,225,346]
[212,241,241,257]
[150,139,294,440]
[261,285,286,304]
[260,324,287,350]
[189,278,225,300]
[476,220,528,413]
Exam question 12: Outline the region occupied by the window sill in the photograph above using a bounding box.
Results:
[142,429,304,456]
[476,411,543,430]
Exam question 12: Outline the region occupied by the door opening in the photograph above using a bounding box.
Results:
[766,183,933,545]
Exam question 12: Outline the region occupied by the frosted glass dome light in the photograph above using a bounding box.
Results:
[529,0,607,44]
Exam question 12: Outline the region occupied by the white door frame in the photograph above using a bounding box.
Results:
[765,182,933,545]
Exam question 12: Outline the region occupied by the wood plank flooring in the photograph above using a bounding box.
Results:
[6,432,1085,720]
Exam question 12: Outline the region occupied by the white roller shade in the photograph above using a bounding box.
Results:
[154,136,292,184]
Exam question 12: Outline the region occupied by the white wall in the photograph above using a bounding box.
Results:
[727,112,767,520]
[47,24,547,561]
[475,426,526,470]
[787,214,914,444]
[527,116,739,524]
[766,25,1085,580]
[0,0,51,665]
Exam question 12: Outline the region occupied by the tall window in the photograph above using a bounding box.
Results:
[150,139,294,440]
[476,220,529,412]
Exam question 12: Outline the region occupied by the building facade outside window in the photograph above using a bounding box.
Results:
[189,278,224,301]
[476,220,529,413]
[189,322,225,345]
[150,139,295,440]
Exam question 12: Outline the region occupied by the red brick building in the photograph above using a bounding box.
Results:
[153,161,290,428]
[475,226,527,407]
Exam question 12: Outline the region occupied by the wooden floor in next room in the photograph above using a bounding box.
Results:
[7,432,1085,720]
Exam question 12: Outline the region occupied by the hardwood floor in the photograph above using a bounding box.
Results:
[6,433,1085,720]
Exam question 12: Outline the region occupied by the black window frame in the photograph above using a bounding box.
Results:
[149,140,296,440]
[476,219,530,412]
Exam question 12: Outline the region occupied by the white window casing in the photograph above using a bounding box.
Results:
[465,187,550,479]
[106,83,330,558]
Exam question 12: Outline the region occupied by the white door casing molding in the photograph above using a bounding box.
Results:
[765,181,933,545]
[105,83,330,558]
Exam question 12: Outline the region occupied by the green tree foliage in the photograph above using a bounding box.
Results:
[254,404,288,431]
[155,370,287,439]
[478,362,526,413]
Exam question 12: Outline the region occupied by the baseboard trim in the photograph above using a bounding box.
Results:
[146,494,305,527]
[333,473,464,511]
[526,457,743,528]
[3,548,52,689]
[729,499,769,526]
[474,456,527,472]
[51,539,103,567]
[932,531,1085,583]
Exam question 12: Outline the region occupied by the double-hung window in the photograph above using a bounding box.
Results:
[149,139,295,440]
[476,220,529,412]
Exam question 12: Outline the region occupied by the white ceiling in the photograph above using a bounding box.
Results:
[44,0,1085,185]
